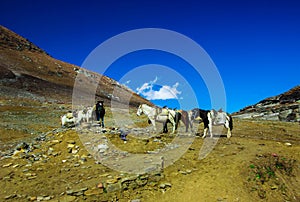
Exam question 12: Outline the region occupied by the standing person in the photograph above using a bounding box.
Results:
[95,100,105,127]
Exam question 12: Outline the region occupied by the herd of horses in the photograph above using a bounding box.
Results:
[61,106,95,128]
[136,104,233,138]
[61,103,233,138]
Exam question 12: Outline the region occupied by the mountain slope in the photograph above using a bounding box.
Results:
[0,25,151,107]
[233,85,300,122]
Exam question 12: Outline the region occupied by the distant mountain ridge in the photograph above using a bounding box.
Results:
[0,25,152,107]
[0,26,46,54]
[233,85,300,122]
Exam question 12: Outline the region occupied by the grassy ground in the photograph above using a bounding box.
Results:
[0,100,299,201]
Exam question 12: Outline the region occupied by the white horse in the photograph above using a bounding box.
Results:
[61,106,95,127]
[61,111,76,127]
[136,104,177,134]
[76,109,87,124]
[85,106,94,123]
[75,106,95,124]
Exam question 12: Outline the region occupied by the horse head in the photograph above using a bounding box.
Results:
[190,108,200,121]
[136,104,143,116]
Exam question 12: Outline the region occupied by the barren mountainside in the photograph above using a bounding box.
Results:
[233,85,300,122]
[0,25,151,107]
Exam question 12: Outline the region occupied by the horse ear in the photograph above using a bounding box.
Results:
[218,108,223,112]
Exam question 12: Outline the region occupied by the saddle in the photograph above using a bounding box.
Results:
[210,110,227,125]
[160,108,169,116]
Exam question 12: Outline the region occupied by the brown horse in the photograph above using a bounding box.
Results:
[176,110,193,132]
[159,109,192,133]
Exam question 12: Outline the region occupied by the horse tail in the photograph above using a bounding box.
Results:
[229,115,233,131]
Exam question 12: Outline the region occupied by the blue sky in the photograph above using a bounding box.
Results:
[1,0,299,113]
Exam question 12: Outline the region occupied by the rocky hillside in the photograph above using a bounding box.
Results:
[233,85,300,122]
[0,25,151,107]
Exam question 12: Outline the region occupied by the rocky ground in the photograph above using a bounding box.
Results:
[0,100,299,202]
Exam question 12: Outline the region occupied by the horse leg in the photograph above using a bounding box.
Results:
[225,120,231,138]
[151,119,157,132]
[227,128,232,138]
[209,126,213,138]
[171,122,176,134]
[208,113,213,138]
[162,121,168,133]
[175,112,181,130]
[202,119,209,138]
[202,127,208,138]
[170,118,176,134]
[183,116,189,132]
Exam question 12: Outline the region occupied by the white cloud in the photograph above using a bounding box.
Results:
[136,77,181,100]
[124,80,131,85]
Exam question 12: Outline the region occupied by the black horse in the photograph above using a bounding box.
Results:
[95,101,106,127]
[190,108,210,131]
[190,108,233,138]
